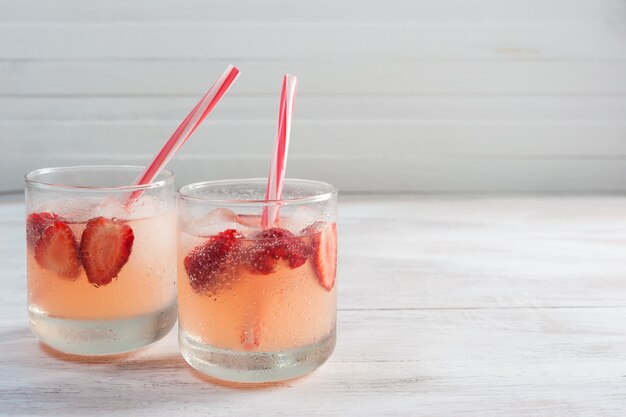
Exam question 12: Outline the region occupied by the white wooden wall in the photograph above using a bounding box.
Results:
[1,0,626,193]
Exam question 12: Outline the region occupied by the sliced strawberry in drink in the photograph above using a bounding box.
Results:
[80,217,134,287]
[246,227,309,274]
[34,220,81,279]
[303,222,337,291]
[184,229,243,293]
[27,212,60,247]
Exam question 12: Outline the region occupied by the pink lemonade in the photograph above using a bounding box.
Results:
[28,212,177,320]
[178,217,336,352]
[25,190,177,355]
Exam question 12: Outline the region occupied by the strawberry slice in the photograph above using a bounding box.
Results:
[184,229,243,293]
[80,217,134,287]
[246,228,309,275]
[303,222,337,291]
[34,221,81,279]
[27,212,60,247]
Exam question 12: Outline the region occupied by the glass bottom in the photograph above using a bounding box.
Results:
[179,327,336,383]
[28,302,177,356]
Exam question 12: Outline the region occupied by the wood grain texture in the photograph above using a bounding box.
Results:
[1,0,626,193]
[2,195,626,416]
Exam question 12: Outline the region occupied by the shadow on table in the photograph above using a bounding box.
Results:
[38,341,184,368]
[1,326,185,369]
[40,343,306,389]
[3,326,302,386]
[2,326,315,414]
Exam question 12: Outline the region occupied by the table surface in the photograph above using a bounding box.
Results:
[2,194,626,416]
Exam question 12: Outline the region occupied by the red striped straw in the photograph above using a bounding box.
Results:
[241,74,297,350]
[261,74,298,228]
[125,65,240,206]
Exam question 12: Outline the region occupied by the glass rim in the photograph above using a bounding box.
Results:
[177,178,337,206]
[24,165,175,192]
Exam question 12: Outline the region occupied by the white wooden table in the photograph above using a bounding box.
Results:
[2,195,626,416]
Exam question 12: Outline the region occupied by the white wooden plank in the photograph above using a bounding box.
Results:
[2,61,625,95]
[1,289,626,414]
[0,1,624,197]
[5,155,626,193]
[0,0,605,24]
[339,196,626,309]
[2,329,623,417]
[3,120,626,157]
[0,23,623,60]
[3,96,626,122]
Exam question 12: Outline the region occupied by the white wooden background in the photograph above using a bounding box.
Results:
[1,0,626,192]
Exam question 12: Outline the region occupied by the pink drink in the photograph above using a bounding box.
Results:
[178,219,336,352]
[177,179,338,382]
[29,212,176,319]
[25,167,177,355]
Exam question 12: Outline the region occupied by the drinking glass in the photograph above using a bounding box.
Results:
[177,179,338,382]
[25,166,177,355]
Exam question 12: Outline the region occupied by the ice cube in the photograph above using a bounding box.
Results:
[93,196,128,220]
[279,206,320,233]
[33,194,161,223]
[34,198,99,223]
[186,208,250,237]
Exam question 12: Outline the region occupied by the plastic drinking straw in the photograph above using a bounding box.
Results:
[241,74,298,349]
[261,74,298,228]
[125,65,240,206]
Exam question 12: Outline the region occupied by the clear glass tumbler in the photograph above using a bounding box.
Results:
[177,179,338,382]
[25,166,178,355]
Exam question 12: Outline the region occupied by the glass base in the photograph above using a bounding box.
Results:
[179,327,336,383]
[28,302,177,356]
